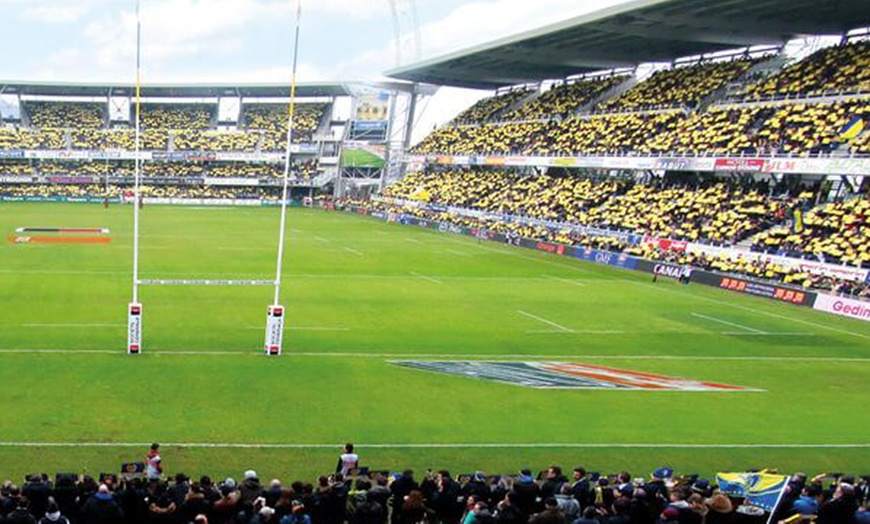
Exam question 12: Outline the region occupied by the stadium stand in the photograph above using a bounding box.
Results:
[383,170,800,244]
[243,103,328,149]
[172,129,261,152]
[139,104,214,130]
[501,75,628,121]
[740,40,870,99]
[752,196,870,267]
[0,464,866,524]
[450,88,534,125]
[598,57,762,111]
[26,102,104,129]
[0,183,282,200]
[0,128,66,150]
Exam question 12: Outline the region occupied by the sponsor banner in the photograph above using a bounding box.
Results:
[644,235,687,252]
[0,175,35,183]
[142,198,262,206]
[469,228,503,242]
[533,241,569,256]
[214,152,284,162]
[203,177,259,186]
[352,121,388,131]
[650,262,687,280]
[716,275,814,305]
[655,157,695,171]
[90,151,125,160]
[551,157,579,168]
[0,150,25,158]
[714,158,764,172]
[812,294,870,322]
[437,221,466,235]
[46,176,99,184]
[0,196,122,203]
[186,152,217,162]
[572,246,639,269]
[393,361,757,391]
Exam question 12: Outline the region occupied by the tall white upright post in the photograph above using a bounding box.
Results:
[128,0,143,355]
[266,0,303,356]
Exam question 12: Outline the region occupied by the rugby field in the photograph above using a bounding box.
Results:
[0,202,868,480]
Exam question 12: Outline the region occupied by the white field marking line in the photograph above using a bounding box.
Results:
[525,330,811,336]
[635,281,870,340]
[313,236,330,243]
[217,247,274,252]
[344,247,364,256]
[0,349,868,362]
[410,271,443,285]
[21,323,124,328]
[244,326,350,332]
[551,276,586,287]
[526,330,625,334]
[691,312,766,334]
[0,441,865,449]
[516,310,574,333]
[0,269,104,275]
[720,332,815,336]
[444,248,469,257]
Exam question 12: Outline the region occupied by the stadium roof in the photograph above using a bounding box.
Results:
[0,80,434,99]
[385,0,870,89]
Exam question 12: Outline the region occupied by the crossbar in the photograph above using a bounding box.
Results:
[137,279,276,286]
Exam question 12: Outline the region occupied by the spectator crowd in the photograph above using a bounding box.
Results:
[1,463,868,524]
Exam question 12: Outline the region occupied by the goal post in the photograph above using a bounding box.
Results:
[126,0,304,356]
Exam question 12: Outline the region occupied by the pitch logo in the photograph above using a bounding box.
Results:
[392,361,760,391]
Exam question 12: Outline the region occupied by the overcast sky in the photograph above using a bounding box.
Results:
[0,0,639,139]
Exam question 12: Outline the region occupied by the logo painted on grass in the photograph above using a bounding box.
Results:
[392,361,760,391]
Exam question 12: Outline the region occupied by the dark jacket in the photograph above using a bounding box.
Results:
[81,493,124,524]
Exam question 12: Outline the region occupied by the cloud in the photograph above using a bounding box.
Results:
[3,0,104,23]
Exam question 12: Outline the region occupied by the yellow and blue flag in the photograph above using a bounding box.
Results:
[839,116,865,140]
[716,472,788,511]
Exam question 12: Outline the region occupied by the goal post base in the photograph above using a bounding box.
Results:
[127,303,142,354]
[265,305,285,355]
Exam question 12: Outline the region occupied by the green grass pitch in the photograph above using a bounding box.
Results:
[340,148,386,169]
[0,202,869,481]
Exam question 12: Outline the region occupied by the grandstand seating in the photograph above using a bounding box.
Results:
[139,104,214,130]
[450,88,533,124]
[753,196,870,267]
[242,103,328,148]
[384,170,796,244]
[599,58,761,111]
[172,129,260,152]
[0,128,66,150]
[0,183,281,200]
[741,40,870,98]
[26,102,104,129]
[501,75,628,121]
